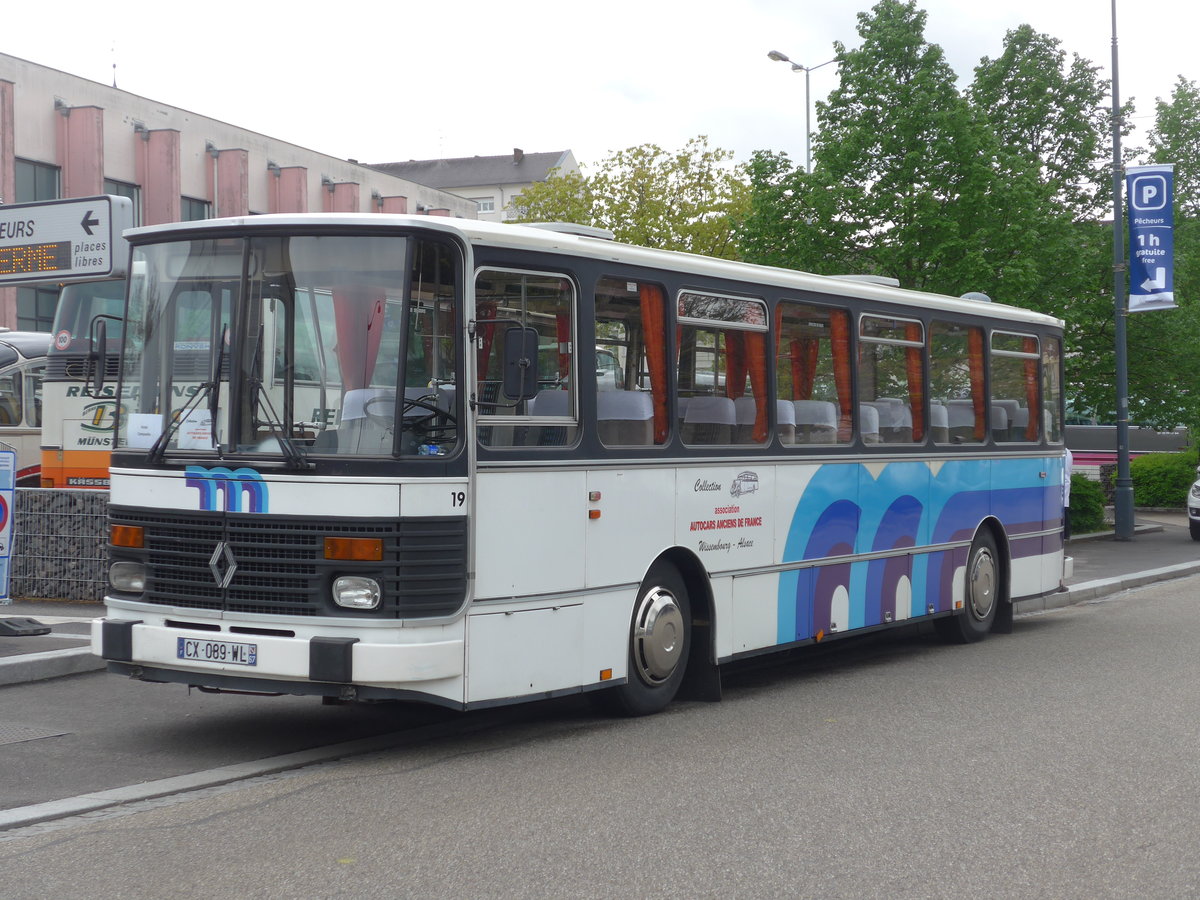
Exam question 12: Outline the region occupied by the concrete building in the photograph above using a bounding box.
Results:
[0,52,478,331]
[368,149,578,222]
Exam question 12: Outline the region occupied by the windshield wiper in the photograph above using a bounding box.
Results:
[210,323,228,437]
[247,322,312,470]
[248,375,312,469]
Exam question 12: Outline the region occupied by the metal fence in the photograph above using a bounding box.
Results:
[7,489,107,603]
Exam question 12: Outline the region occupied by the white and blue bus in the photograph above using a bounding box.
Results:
[92,215,1066,715]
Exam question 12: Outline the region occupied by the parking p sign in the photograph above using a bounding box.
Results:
[1126,164,1177,312]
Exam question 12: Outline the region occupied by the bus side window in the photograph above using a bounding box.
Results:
[991,332,1041,443]
[594,277,668,448]
[0,371,21,426]
[475,270,577,449]
[930,321,985,445]
[858,315,925,444]
[777,301,853,446]
[675,291,768,447]
[25,363,45,428]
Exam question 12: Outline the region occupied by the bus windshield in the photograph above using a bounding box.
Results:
[53,278,127,350]
[115,233,460,460]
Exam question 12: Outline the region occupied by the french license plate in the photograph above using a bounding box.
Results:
[177,637,258,667]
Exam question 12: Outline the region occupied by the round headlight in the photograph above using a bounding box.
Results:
[110,561,146,593]
[332,576,381,610]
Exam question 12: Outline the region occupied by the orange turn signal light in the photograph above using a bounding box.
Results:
[324,537,383,561]
[110,524,144,548]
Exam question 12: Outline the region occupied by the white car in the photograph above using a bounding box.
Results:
[1189,465,1200,541]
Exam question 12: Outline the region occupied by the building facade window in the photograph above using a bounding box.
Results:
[17,284,58,332]
[181,197,211,221]
[15,159,60,203]
[471,197,495,214]
[104,178,142,227]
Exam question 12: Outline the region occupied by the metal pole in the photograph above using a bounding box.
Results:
[1111,0,1134,540]
[804,66,813,173]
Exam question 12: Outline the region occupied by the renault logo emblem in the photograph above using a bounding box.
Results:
[208,541,238,589]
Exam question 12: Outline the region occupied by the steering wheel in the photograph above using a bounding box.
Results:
[403,394,458,440]
[363,394,398,428]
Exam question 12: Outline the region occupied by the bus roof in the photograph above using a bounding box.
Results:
[126,214,1063,329]
[0,331,51,360]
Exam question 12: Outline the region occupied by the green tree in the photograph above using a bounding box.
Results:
[509,137,749,259]
[969,25,1116,222]
[739,0,1045,299]
[967,24,1135,421]
[1136,77,1200,429]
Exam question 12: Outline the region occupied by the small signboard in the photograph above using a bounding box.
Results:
[0,449,14,603]
[0,195,133,285]
[1126,164,1177,312]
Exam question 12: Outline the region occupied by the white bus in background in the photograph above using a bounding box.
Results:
[40,278,126,488]
[94,214,1067,715]
[0,330,51,486]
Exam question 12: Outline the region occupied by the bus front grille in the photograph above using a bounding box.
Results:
[110,508,467,619]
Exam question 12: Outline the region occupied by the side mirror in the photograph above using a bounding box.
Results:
[89,317,108,397]
[502,326,539,401]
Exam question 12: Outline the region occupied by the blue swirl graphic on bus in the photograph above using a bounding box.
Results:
[777,457,1061,644]
[185,466,269,513]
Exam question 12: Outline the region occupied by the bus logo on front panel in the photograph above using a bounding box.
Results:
[185,466,269,513]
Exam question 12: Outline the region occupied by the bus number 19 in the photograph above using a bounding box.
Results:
[451,491,466,508]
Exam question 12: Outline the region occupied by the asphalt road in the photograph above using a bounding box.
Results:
[2,574,1199,899]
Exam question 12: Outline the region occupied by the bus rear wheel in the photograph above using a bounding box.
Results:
[598,563,691,717]
[937,531,1001,644]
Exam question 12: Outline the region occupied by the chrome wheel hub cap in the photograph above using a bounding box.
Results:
[632,587,684,684]
[968,548,997,620]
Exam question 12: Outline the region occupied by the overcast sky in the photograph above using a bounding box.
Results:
[5,0,1195,170]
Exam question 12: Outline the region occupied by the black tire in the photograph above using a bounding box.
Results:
[937,530,1001,644]
[597,563,691,717]
[1190,520,1200,542]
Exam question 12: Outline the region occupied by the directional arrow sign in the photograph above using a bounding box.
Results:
[0,195,133,285]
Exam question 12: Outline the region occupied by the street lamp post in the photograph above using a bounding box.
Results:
[767,50,837,172]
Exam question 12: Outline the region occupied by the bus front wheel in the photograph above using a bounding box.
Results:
[599,563,691,717]
[937,531,1001,644]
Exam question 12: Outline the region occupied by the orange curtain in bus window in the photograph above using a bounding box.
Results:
[904,322,925,441]
[791,338,818,401]
[333,286,386,391]
[745,330,769,442]
[1023,336,1040,440]
[968,328,986,441]
[638,285,669,443]
[830,311,853,441]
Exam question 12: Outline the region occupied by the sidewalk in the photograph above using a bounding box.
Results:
[2,512,1198,686]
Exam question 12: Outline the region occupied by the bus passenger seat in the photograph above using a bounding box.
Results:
[733,396,765,444]
[1010,404,1030,441]
[681,396,735,445]
[992,399,1021,441]
[776,399,796,445]
[990,406,1009,442]
[794,400,837,444]
[597,391,654,446]
[930,403,949,443]
[946,402,977,443]
[859,404,881,443]
[338,388,396,453]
